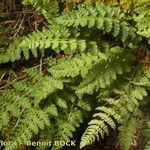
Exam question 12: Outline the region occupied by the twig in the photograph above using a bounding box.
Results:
[0,20,16,25]
[0,75,25,90]
[11,108,26,133]
[13,14,25,37]
[33,61,46,69]
[39,58,43,72]
[115,139,120,149]
[126,61,141,89]
[0,59,46,90]
[0,73,6,83]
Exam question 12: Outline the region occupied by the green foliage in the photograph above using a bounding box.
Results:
[0,68,63,150]
[52,108,83,150]
[0,25,88,64]
[119,117,139,150]
[76,47,133,97]
[22,0,59,22]
[80,67,150,148]
[56,3,136,42]
[133,0,150,43]
[142,120,150,150]
[0,1,150,150]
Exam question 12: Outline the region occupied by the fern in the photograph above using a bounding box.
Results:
[133,0,150,43]
[52,109,83,150]
[49,43,107,78]
[0,25,87,64]
[0,68,63,149]
[1,1,150,150]
[56,3,136,42]
[142,120,150,150]
[119,117,139,150]
[3,107,52,150]
[80,66,150,148]
[22,0,59,22]
[0,66,91,149]
[76,46,133,97]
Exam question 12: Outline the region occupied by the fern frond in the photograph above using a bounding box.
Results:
[0,71,64,149]
[0,68,63,137]
[80,66,150,148]
[51,108,83,150]
[143,120,150,150]
[24,68,64,104]
[56,3,136,42]
[1,1,150,150]
[4,107,51,150]
[49,44,107,78]
[0,89,32,130]
[119,117,139,150]
[80,99,122,149]
[0,25,87,64]
[22,0,59,22]
[55,96,68,109]
[76,46,133,97]
[133,1,150,43]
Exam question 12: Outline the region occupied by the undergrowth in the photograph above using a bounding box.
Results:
[0,0,150,150]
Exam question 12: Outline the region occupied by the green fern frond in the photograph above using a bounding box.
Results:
[56,3,136,42]
[25,68,64,104]
[143,120,150,150]
[49,45,107,78]
[133,1,150,43]
[80,66,150,149]
[119,117,139,150]
[55,96,68,109]
[0,88,32,130]
[4,107,51,150]
[77,100,91,111]
[52,109,83,150]
[0,68,63,136]
[22,0,59,22]
[76,46,133,97]
[0,24,87,64]
[80,100,122,149]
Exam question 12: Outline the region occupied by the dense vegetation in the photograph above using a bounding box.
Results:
[0,0,150,150]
